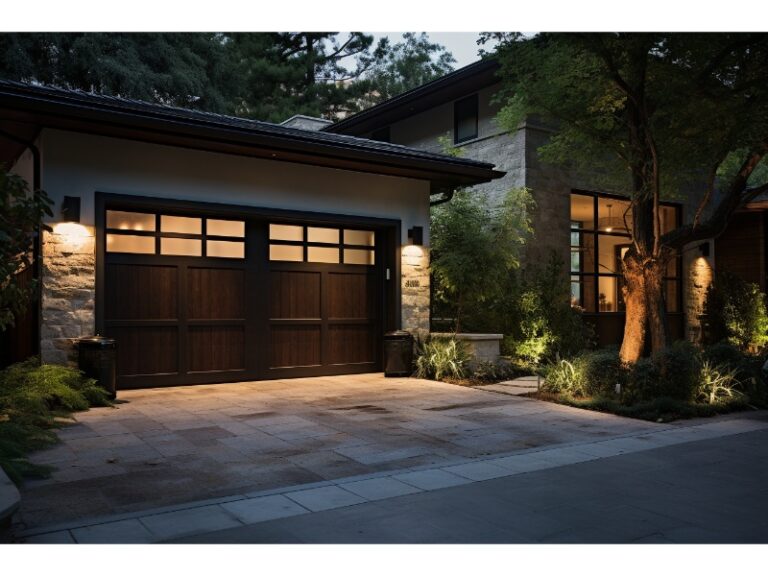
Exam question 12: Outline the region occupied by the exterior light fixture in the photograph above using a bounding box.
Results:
[699,242,710,258]
[598,203,625,233]
[62,196,81,223]
[407,226,423,246]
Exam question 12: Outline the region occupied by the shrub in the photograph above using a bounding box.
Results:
[470,359,523,383]
[704,270,768,352]
[696,361,743,405]
[414,337,470,381]
[541,348,625,398]
[502,253,594,365]
[0,357,112,484]
[702,342,767,407]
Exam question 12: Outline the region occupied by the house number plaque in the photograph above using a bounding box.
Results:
[405,279,420,288]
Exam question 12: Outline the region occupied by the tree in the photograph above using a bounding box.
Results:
[0,33,236,112]
[0,167,52,331]
[431,187,533,332]
[361,33,455,107]
[491,33,768,363]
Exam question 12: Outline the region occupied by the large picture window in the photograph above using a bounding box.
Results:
[570,191,681,314]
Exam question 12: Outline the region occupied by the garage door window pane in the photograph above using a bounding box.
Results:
[270,244,303,262]
[107,234,155,254]
[161,215,202,234]
[344,249,375,265]
[207,219,245,238]
[107,210,156,232]
[207,240,245,258]
[344,229,375,246]
[270,224,303,241]
[161,237,202,256]
[308,227,339,244]
[308,246,340,263]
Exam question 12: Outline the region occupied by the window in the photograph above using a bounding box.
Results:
[569,192,681,314]
[454,94,478,144]
[105,210,245,258]
[269,224,376,265]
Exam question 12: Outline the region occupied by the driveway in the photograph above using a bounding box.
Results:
[16,374,658,531]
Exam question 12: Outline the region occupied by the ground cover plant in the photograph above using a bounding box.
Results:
[535,342,765,422]
[0,357,112,484]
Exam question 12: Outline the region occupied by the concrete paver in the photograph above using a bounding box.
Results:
[17,373,661,531]
[285,485,367,512]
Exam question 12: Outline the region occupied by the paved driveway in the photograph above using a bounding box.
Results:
[17,374,658,531]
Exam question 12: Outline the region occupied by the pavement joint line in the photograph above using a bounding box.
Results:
[16,413,768,542]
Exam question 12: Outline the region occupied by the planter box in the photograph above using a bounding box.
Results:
[431,333,503,365]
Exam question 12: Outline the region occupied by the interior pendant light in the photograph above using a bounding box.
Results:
[599,203,625,233]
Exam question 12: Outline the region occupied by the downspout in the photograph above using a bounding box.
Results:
[0,128,43,358]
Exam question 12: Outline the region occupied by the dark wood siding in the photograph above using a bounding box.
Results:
[716,210,767,291]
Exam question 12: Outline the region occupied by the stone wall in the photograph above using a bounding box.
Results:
[401,246,430,336]
[684,241,714,343]
[40,224,96,365]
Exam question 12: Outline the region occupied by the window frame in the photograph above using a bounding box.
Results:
[569,190,682,315]
[453,94,479,144]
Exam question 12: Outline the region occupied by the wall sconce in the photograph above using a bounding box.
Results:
[407,226,423,246]
[62,196,81,223]
[698,242,710,258]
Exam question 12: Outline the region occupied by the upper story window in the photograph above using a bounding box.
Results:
[569,191,681,314]
[454,94,478,144]
[371,126,391,143]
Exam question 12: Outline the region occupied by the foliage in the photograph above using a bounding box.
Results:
[500,253,594,365]
[0,32,456,123]
[0,166,53,331]
[0,357,112,484]
[430,187,533,332]
[468,359,525,383]
[361,33,455,107]
[539,340,767,419]
[542,348,624,397]
[490,33,768,362]
[696,361,743,405]
[414,337,470,381]
[703,271,768,352]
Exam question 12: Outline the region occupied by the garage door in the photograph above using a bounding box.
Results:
[101,206,383,389]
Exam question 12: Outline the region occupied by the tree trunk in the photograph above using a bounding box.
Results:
[645,258,667,355]
[619,251,647,363]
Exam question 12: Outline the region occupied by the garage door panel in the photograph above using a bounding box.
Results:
[327,272,375,319]
[270,271,321,319]
[187,267,245,319]
[270,325,321,368]
[105,264,177,320]
[108,326,178,376]
[328,324,376,365]
[188,326,245,372]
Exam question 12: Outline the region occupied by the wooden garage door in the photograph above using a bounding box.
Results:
[101,206,383,388]
[266,223,381,378]
[103,210,251,388]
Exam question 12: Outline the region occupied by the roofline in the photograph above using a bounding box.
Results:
[323,58,501,135]
[0,80,505,192]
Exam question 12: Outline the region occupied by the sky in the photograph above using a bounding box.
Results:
[368,32,497,68]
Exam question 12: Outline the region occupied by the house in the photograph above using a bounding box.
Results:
[323,58,768,347]
[0,79,503,388]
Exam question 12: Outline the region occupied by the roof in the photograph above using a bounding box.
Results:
[0,79,504,193]
[323,58,501,137]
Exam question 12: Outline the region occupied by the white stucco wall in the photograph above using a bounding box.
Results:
[36,128,433,363]
[40,129,431,246]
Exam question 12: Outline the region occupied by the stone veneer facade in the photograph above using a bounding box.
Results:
[40,225,96,365]
[401,246,431,336]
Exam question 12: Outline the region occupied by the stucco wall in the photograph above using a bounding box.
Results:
[37,129,432,361]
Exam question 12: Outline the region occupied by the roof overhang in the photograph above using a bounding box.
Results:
[0,81,505,194]
[323,59,501,137]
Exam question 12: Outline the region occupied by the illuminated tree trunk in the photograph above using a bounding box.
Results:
[619,251,647,363]
[645,258,667,355]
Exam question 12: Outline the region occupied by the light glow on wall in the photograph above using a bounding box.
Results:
[52,222,93,248]
[402,244,425,267]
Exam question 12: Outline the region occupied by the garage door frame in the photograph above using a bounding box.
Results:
[95,192,402,388]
